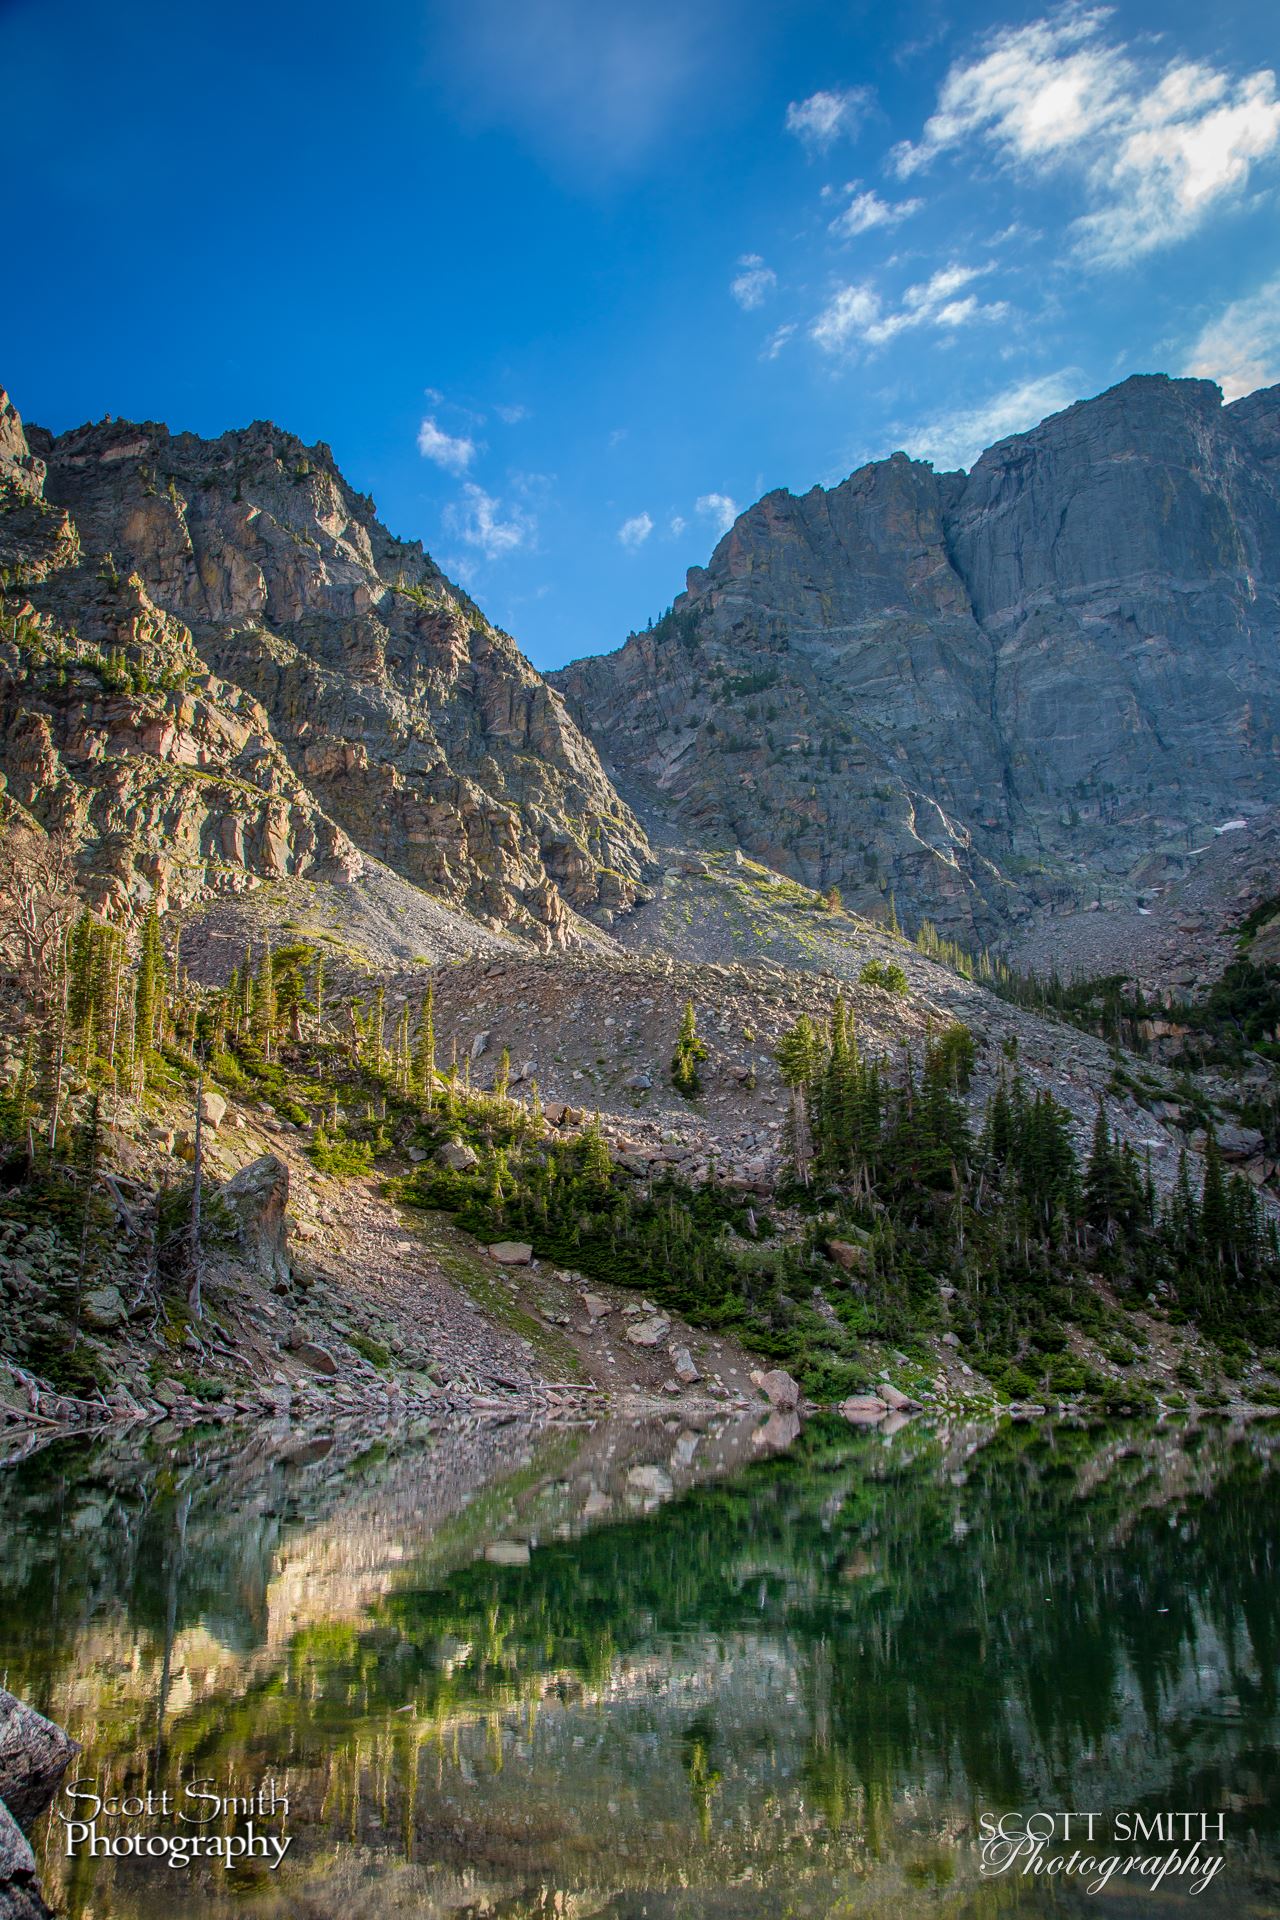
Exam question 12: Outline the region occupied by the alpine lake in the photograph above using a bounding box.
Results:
[2,1406,1278,1920]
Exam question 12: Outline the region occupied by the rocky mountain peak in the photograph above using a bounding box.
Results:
[553,371,1280,950]
[1,387,651,940]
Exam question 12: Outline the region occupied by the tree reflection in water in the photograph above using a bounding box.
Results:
[1,1414,1277,1917]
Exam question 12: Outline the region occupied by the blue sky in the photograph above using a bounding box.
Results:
[4,0,1279,668]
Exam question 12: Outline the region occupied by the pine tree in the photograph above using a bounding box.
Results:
[254,940,277,1061]
[134,905,167,1076]
[1199,1130,1229,1264]
[671,1000,707,1098]
[413,982,436,1104]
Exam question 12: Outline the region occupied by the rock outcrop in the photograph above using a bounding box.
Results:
[221,1153,291,1288]
[0,1691,78,1832]
[554,375,1280,944]
[0,388,649,942]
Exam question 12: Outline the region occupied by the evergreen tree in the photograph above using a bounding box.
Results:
[413,982,436,1104]
[134,905,167,1072]
[254,940,278,1060]
[671,1000,707,1098]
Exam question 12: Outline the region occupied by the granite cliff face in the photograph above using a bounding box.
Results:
[555,375,1280,942]
[0,391,648,940]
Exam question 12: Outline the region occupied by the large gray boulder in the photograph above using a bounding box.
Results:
[0,1690,79,1831]
[80,1284,126,1332]
[221,1154,290,1285]
[0,1798,50,1920]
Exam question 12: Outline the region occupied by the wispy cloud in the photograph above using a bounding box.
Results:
[429,0,728,171]
[730,253,777,310]
[785,86,873,149]
[493,402,528,424]
[417,416,477,474]
[828,186,922,239]
[696,492,739,533]
[618,511,654,549]
[892,10,1280,265]
[1184,275,1280,400]
[763,322,797,360]
[443,483,535,560]
[812,263,1007,353]
[668,514,687,537]
[895,369,1082,469]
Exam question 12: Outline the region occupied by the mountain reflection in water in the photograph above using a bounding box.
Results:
[1,1410,1277,1919]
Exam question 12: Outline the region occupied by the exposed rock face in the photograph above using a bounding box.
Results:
[554,375,1280,943]
[0,388,649,942]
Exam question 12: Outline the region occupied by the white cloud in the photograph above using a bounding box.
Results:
[1184,275,1280,399]
[696,492,739,534]
[763,321,797,360]
[811,283,879,352]
[494,402,528,424]
[668,514,687,537]
[443,483,535,560]
[731,253,777,309]
[785,86,872,149]
[896,370,1083,469]
[417,416,477,474]
[828,186,923,239]
[811,264,1007,353]
[618,512,654,549]
[891,11,1280,265]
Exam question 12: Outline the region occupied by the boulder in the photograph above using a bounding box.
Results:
[489,1241,533,1266]
[581,1292,612,1322]
[1217,1123,1264,1160]
[221,1154,290,1285]
[826,1238,871,1273]
[0,1798,49,1920]
[758,1367,800,1410]
[623,1071,653,1091]
[879,1383,916,1412]
[199,1089,227,1130]
[671,1345,701,1384]
[0,1689,80,1830]
[438,1139,479,1172]
[625,1315,670,1347]
[294,1341,339,1376]
[81,1284,126,1332]
[470,1030,490,1060]
[839,1394,889,1423]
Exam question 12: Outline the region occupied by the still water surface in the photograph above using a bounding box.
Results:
[1,1411,1277,1919]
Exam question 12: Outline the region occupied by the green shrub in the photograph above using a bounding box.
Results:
[309,1129,375,1176]
[859,959,909,996]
